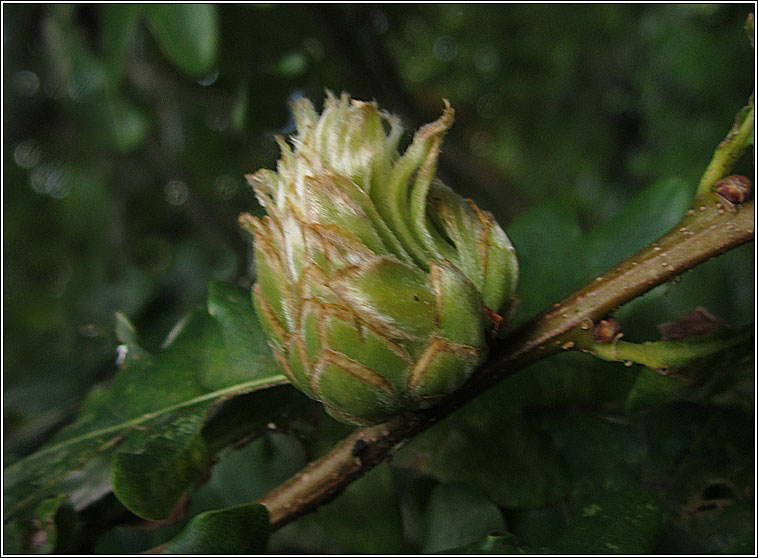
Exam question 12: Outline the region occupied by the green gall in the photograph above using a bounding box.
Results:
[240,92,518,424]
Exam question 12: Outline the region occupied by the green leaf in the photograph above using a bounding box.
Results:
[395,401,570,510]
[648,403,754,554]
[201,387,313,456]
[190,431,308,515]
[105,96,150,153]
[161,503,270,554]
[423,483,507,554]
[92,525,158,555]
[615,241,754,341]
[111,404,214,520]
[551,490,662,554]
[145,4,219,77]
[621,326,754,413]
[100,4,141,84]
[448,533,532,554]
[584,177,692,276]
[231,82,249,133]
[507,177,691,327]
[3,281,286,522]
[3,495,68,554]
[625,369,690,413]
[44,6,109,101]
[2,521,26,555]
[706,358,754,413]
[276,51,308,76]
[501,506,568,550]
[720,530,755,554]
[506,203,584,325]
[392,355,638,515]
[312,464,405,554]
[492,352,637,412]
[205,281,276,389]
[544,411,645,497]
[662,498,756,554]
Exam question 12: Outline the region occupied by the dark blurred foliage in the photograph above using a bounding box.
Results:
[2,3,754,554]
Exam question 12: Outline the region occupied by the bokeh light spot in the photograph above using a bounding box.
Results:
[433,35,458,62]
[214,175,238,200]
[165,180,189,206]
[473,46,500,77]
[197,68,219,86]
[14,139,42,169]
[12,70,40,97]
[370,9,389,35]
[29,161,72,199]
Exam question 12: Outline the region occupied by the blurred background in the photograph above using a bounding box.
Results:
[2,4,754,552]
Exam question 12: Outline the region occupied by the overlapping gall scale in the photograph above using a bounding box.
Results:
[240,92,518,424]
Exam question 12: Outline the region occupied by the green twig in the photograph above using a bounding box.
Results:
[571,326,754,374]
[695,97,754,199]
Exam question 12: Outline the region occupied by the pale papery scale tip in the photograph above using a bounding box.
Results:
[237,212,258,235]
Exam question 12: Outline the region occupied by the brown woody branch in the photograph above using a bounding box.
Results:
[257,192,754,531]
